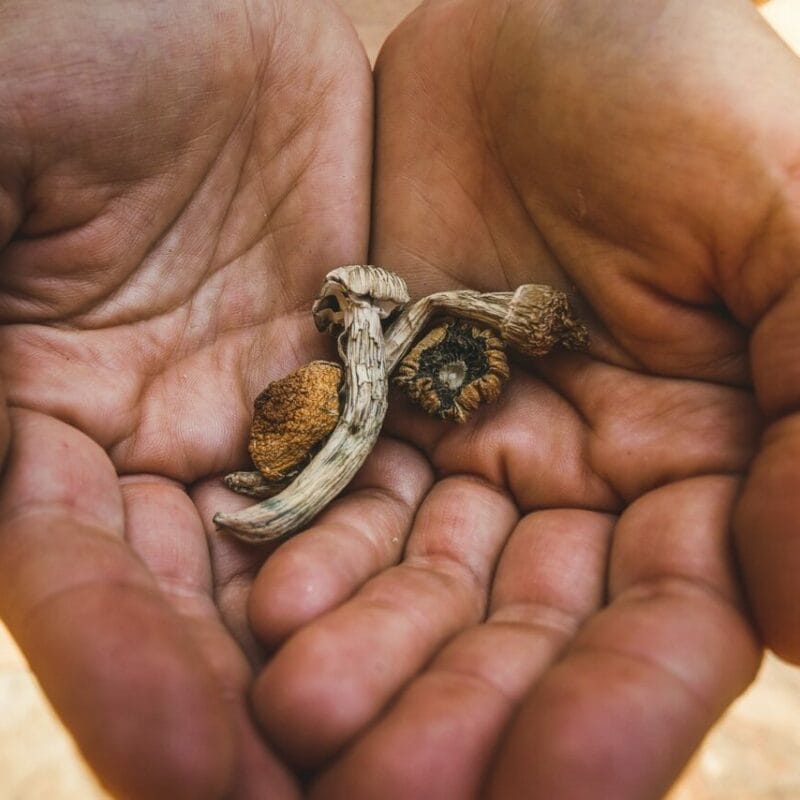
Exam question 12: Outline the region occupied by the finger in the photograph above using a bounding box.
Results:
[0,411,237,800]
[121,475,298,797]
[252,476,518,768]
[487,477,760,800]
[309,509,613,799]
[247,437,433,649]
[736,279,800,660]
[191,473,281,664]
[123,472,265,676]
[130,472,272,664]
[736,415,800,660]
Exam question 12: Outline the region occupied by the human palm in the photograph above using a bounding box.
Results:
[246,1,800,798]
[0,0,372,797]
[2,0,799,799]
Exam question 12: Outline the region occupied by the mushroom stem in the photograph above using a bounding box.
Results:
[385,284,588,371]
[223,471,292,499]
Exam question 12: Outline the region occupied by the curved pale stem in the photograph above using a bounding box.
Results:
[214,302,387,542]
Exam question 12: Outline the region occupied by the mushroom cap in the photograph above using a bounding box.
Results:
[501,284,590,357]
[248,360,343,481]
[393,318,510,423]
[313,264,410,334]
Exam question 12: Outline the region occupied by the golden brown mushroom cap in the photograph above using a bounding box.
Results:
[248,360,343,481]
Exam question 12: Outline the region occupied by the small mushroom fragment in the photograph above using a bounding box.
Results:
[393,318,510,422]
[224,360,342,499]
[213,265,408,543]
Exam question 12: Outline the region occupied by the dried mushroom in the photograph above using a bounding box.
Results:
[214,266,589,543]
[394,318,509,422]
[213,265,408,542]
[500,284,589,357]
[383,283,588,369]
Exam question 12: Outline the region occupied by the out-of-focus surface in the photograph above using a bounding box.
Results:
[666,656,800,800]
[0,624,110,798]
[2,1,799,797]
[340,0,419,62]
[760,0,800,53]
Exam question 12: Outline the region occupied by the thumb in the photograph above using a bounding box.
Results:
[733,171,800,661]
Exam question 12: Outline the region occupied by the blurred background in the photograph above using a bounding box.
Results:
[2,1,799,797]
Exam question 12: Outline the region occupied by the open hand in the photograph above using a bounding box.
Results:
[0,1,372,797]
[245,1,800,798]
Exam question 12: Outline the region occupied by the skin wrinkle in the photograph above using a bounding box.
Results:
[749,278,800,415]
[485,424,516,502]
[4,298,300,472]
[4,24,286,329]
[469,9,569,296]
[257,158,318,315]
[10,570,158,642]
[366,569,480,634]
[717,163,800,323]
[526,372,758,505]
[502,367,622,511]
[431,374,618,510]
[488,604,583,642]
[403,555,496,616]
[199,111,260,286]
[103,186,246,329]
[0,502,125,546]
[5,186,189,325]
[614,572,749,631]
[609,286,749,388]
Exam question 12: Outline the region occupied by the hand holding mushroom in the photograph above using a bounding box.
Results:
[0,2,376,797]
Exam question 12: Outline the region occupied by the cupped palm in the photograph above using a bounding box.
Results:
[247,2,800,798]
[0,1,372,797]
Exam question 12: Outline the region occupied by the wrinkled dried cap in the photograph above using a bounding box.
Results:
[502,284,589,357]
[313,265,410,334]
[248,360,342,481]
